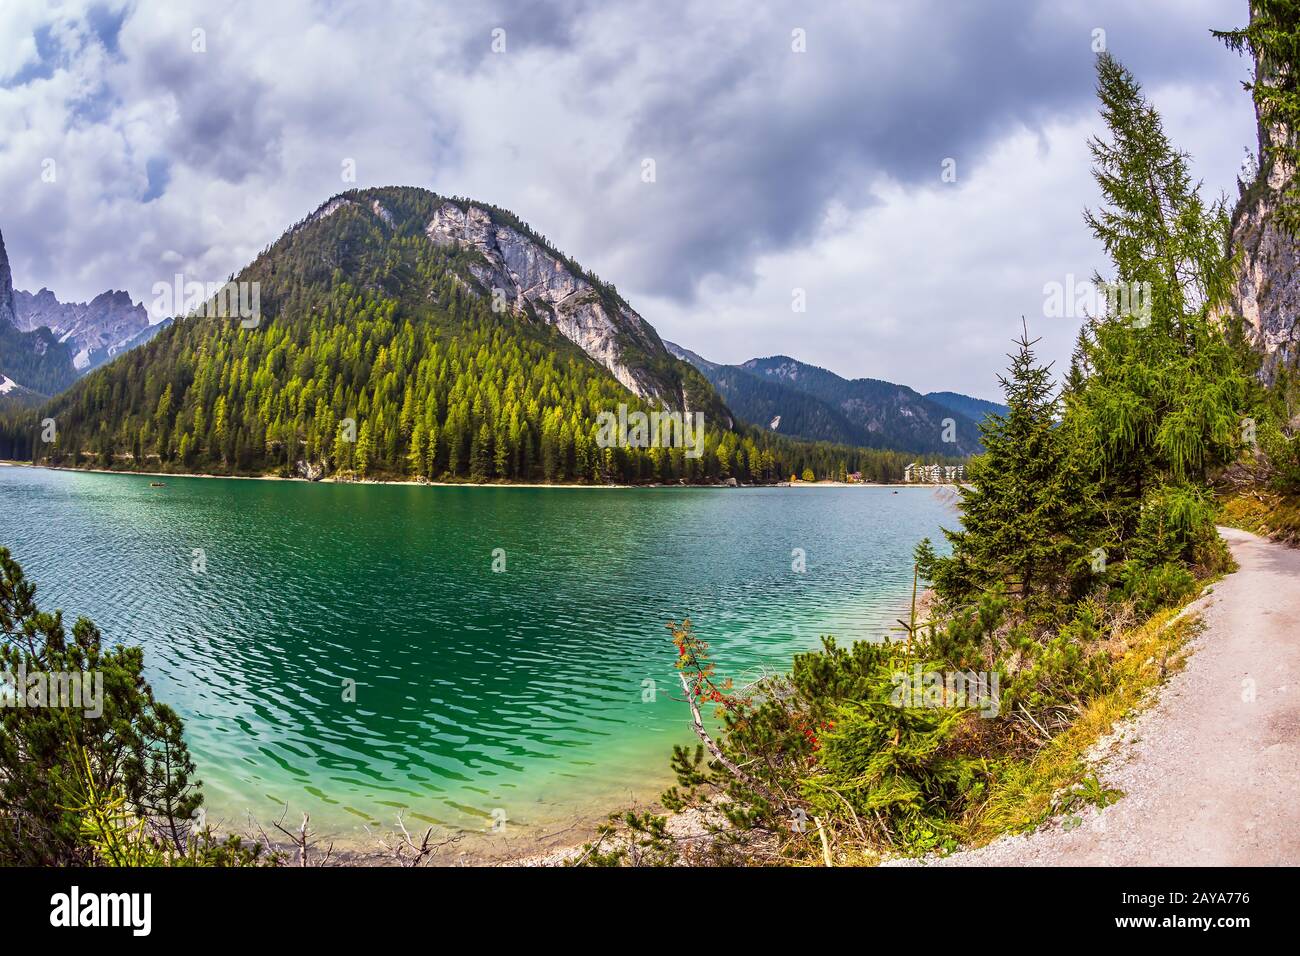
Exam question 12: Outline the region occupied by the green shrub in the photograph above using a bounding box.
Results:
[807,660,984,852]
[1130,483,1219,567]
[1000,602,1113,726]
[1260,418,1300,494]
[1120,561,1198,617]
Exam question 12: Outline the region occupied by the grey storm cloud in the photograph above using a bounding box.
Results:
[128,34,283,184]
[571,0,1250,298]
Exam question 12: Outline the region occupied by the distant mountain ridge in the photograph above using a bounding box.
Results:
[0,226,156,397]
[923,391,1009,425]
[666,343,992,456]
[0,228,82,396]
[12,287,150,374]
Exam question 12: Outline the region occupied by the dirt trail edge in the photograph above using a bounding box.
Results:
[893,526,1300,867]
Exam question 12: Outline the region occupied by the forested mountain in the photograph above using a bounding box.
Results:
[0,187,924,483]
[740,356,984,455]
[666,341,865,446]
[924,391,1009,425]
[667,343,985,455]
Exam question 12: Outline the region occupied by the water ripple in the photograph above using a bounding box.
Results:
[0,468,954,841]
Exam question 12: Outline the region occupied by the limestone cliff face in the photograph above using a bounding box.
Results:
[1226,64,1300,383]
[0,229,15,329]
[423,201,681,407]
[1228,169,1300,381]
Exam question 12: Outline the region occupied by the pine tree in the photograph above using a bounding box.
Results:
[935,325,1095,615]
[1084,53,1233,322]
[1062,326,1093,399]
[913,537,937,583]
[356,420,372,479]
[0,548,202,863]
[408,421,427,478]
[1072,53,1252,558]
[470,421,492,480]
[1215,2,1300,235]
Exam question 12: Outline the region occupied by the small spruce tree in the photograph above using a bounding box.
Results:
[934,324,1095,615]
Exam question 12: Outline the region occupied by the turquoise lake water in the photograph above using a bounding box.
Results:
[0,466,956,852]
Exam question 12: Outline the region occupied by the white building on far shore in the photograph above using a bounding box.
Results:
[903,462,966,484]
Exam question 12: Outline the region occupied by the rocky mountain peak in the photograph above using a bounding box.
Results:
[275,188,696,411]
[422,198,681,407]
[744,356,801,380]
[89,289,137,309]
[11,283,150,374]
[0,229,15,329]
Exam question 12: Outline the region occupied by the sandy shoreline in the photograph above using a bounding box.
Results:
[2,460,953,490]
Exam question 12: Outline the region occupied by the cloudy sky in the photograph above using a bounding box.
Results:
[0,0,1257,400]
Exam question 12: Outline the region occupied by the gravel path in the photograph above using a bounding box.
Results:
[893,526,1300,867]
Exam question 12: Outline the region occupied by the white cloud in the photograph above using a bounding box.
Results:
[0,0,47,83]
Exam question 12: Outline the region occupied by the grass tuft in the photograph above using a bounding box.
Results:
[1219,489,1300,545]
[959,606,1201,847]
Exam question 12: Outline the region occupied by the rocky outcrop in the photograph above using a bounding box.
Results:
[12,287,150,372]
[423,201,681,407]
[1227,170,1300,382]
[0,229,15,329]
[1225,48,1300,384]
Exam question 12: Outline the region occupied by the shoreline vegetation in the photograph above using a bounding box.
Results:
[508,577,1216,867]
[543,46,1300,868]
[0,459,964,490]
